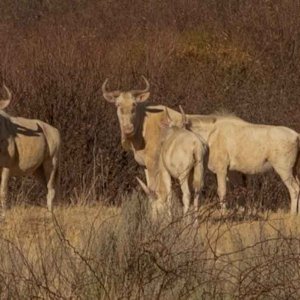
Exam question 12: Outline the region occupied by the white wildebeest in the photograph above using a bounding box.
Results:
[102,76,187,189]
[0,85,60,215]
[137,106,206,221]
[102,77,300,214]
[189,113,300,213]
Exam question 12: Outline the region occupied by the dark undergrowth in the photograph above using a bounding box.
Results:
[0,0,299,208]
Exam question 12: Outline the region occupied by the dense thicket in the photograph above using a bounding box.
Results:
[0,0,299,207]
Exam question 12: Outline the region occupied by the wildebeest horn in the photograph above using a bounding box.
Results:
[179,105,188,126]
[0,84,12,110]
[130,76,150,95]
[3,84,12,101]
[102,79,121,102]
[102,78,109,94]
[136,176,151,195]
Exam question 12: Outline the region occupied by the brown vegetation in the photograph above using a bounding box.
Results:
[0,0,299,208]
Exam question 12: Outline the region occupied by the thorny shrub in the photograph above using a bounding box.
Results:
[0,0,299,209]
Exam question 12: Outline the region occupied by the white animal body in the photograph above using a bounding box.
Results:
[0,85,61,215]
[102,77,300,214]
[137,107,206,221]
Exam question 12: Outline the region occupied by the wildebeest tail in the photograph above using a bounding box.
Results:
[294,134,300,179]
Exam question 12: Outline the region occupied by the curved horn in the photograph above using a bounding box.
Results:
[141,75,150,91]
[3,84,12,101]
[102,79,121,103]
[136,176,151,195]
[0,84,12,110]
[102,78,109,94]
[130,75,150,95]
[179,105,188,127]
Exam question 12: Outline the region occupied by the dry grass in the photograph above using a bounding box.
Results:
[0,196,299,299]
[1,204,118,242]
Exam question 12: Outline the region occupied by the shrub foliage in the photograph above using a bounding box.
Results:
[0,0,299,206]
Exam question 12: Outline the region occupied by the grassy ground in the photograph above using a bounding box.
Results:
[1,197,299,299]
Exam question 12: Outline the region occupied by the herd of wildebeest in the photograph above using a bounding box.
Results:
[0,77,299,220]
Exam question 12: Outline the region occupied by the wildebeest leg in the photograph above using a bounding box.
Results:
[0,168,10,217]
[144,168,150,186]
[43,156,58,212]
[179,175,191,216]
[193,191,200,213]
[296,173,300,211]
[284,177,299,214]
[216,171,227,211]
[145,165,158,191]
[161,168,172,222]
[194,187,203,225]
[274,168,300,214]
[193,161,204,213]
[151,202,168,224]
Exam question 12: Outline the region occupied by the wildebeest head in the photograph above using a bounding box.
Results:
[102,76,150,137]
[160,105,190,130]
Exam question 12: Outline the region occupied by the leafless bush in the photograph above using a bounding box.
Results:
[0,0,299,209]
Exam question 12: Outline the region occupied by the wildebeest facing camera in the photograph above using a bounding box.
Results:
[0,2,300,299]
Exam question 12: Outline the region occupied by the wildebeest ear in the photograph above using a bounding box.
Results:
[159,112,171,129]
[135,92,150,103]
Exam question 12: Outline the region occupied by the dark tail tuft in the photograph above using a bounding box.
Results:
[294,135,300,179]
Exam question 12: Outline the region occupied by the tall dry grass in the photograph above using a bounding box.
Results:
[0,195,300,299]
[0,0,299,208]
